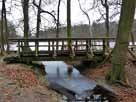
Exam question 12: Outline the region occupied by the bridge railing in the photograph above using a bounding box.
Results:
[8,37,116,57]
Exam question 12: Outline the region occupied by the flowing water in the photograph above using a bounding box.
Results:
[42,61,109,102]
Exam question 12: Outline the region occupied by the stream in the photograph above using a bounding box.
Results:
[42,61,111,102]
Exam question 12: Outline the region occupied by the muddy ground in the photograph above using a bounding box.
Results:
[0,62,61,102]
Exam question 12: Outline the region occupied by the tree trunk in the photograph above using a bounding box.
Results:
[56,0,61,52]
[100,0,110,53]
[22,0,30,50]
[105,2,109,49]
[106,0,136,84]
[67,0,74,57]
[3,1,9,52]
[35,0,42,56]
[105,0,109,38]
[0,0,5,54]
[36,0,42,38]
[56,0,61,38]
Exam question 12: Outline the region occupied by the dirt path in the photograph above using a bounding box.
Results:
[0,62,61,102]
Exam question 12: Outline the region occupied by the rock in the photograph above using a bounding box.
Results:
[93,85,119,102]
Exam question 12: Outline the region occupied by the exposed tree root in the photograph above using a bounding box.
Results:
[128,49,136,59]
[106,66,130,87]
[111,80,131,88]
[97,49,114,68]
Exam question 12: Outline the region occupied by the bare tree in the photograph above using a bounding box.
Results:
[0,0,9,54]
[67,0,75,57]
[106,0,136,84]
[3,0,9,52]
[83,0,121,54]
[78,0,94,58]
[78,0,93,37]
[21,0,30,50]
[56,0,61,38]
[100,0,109,39]
[33,0,57,38]
[36,0,42,38]
[0,0,5,54]
[56,0,61,52]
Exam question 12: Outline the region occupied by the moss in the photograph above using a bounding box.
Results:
[106,64,129,86]
[105,70,112,81]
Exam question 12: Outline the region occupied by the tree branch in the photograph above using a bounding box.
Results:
[33,0,56,23]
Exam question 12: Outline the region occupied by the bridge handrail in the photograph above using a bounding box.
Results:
[8,37,116,42]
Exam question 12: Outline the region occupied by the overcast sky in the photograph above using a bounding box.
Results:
[2,0,122,35]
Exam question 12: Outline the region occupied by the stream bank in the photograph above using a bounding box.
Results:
[0,61,61,102]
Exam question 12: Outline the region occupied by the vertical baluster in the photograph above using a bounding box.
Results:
[21,41,23,56]
[56,39,58,53]
[35,39,38,56]
[103,39,106,53]
[56,39,58,56]
[89,38,92,52]
[75,40,77,51]
[7,40,9,53]
[52,40,54,56]
[86,40,88,53]
[18,41,20,57]
[48,41,50,52]
[61,40,64,51]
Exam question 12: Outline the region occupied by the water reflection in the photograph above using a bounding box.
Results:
[57,66,60,77]
[42,61,112,102]
[67,65,73,79]
[43,61,80,79]
[43,61,96,99]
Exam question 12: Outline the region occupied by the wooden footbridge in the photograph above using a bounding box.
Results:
[8,37,116,61]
